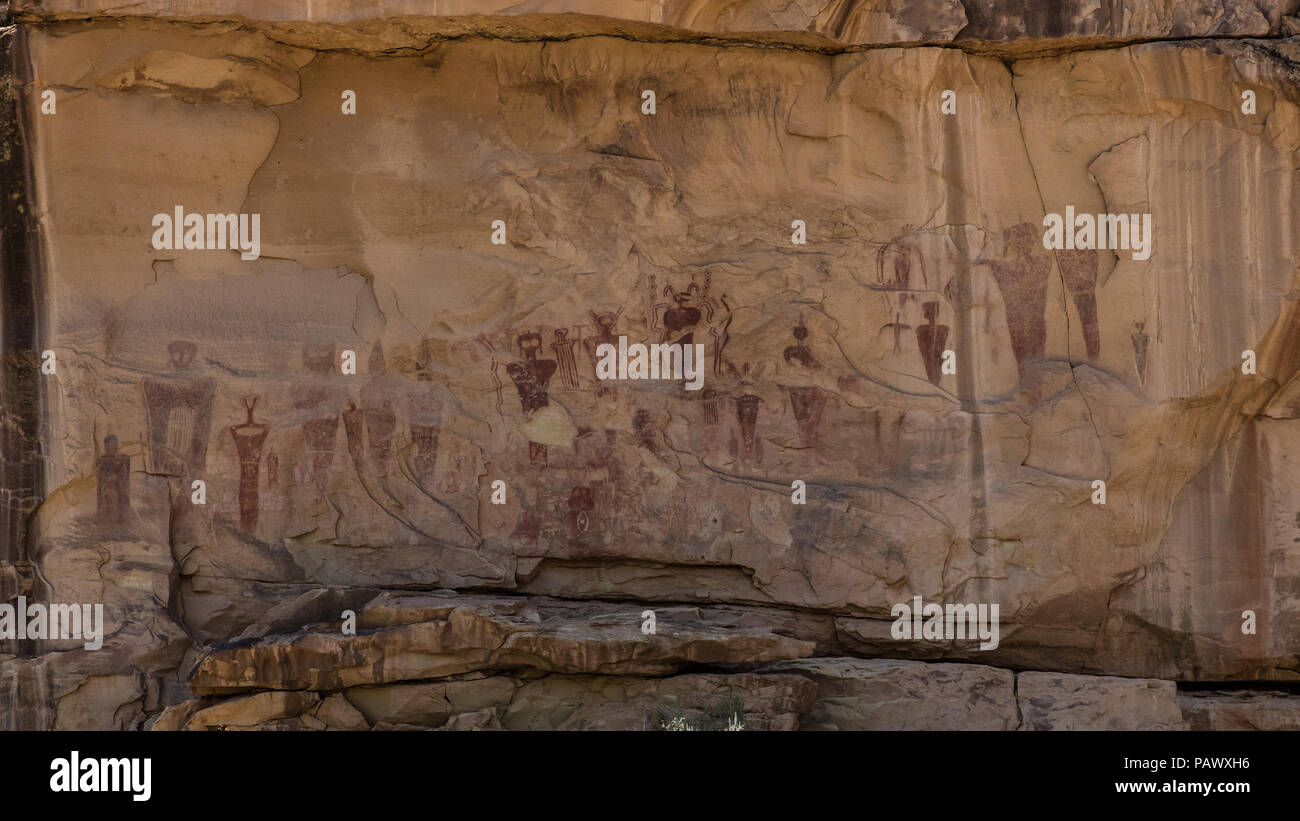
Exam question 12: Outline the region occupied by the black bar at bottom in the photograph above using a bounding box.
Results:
[0,730,1282,810]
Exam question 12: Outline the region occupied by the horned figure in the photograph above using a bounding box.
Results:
[230,395,269,535]
[651,273,732,376]
[507,332,557,414]
[584,309,623,397]
[652,273,715,346]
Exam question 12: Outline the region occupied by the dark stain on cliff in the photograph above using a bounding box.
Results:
[0,24,45,577]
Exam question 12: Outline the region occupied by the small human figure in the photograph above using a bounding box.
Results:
[230,396,269,535]
[633,409,656,453]
[96,433,131,524]
[881,312,911,354]
[584,310,622,397]
[296,343,340,493]
[1132,321,1150,385]
[876,234,927,289]
[507,332,558,467]
[565,485,595,542]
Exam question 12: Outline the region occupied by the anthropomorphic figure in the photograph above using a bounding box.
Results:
[881,312,910,354]
[141,340,215,477]
[652,275,715,347]
[915,301,950,386]
[507,332,557,414]
[230,396,269,535]
[584,310,622,396]
[296,343,341,493]
[733,394,763,461]
[565,485,595,543]
[96,433,131,524]
[988,222,1052,376]
[783,324,820,370]
[551,328,580,389]
[876,232,927,290]
[507,332,558,466]
[359,342,397,473]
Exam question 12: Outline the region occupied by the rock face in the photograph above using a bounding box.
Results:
[765,658,1019,730]
[1016,672,1184,731]
[187,593,818,693]
[3,0,1300,730]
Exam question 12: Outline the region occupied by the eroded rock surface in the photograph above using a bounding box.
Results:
[1017,672,1184,731]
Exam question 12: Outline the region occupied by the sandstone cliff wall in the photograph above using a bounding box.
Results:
[2,0,1300,730]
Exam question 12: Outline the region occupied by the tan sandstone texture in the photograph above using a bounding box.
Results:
[2,0,1300,730]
